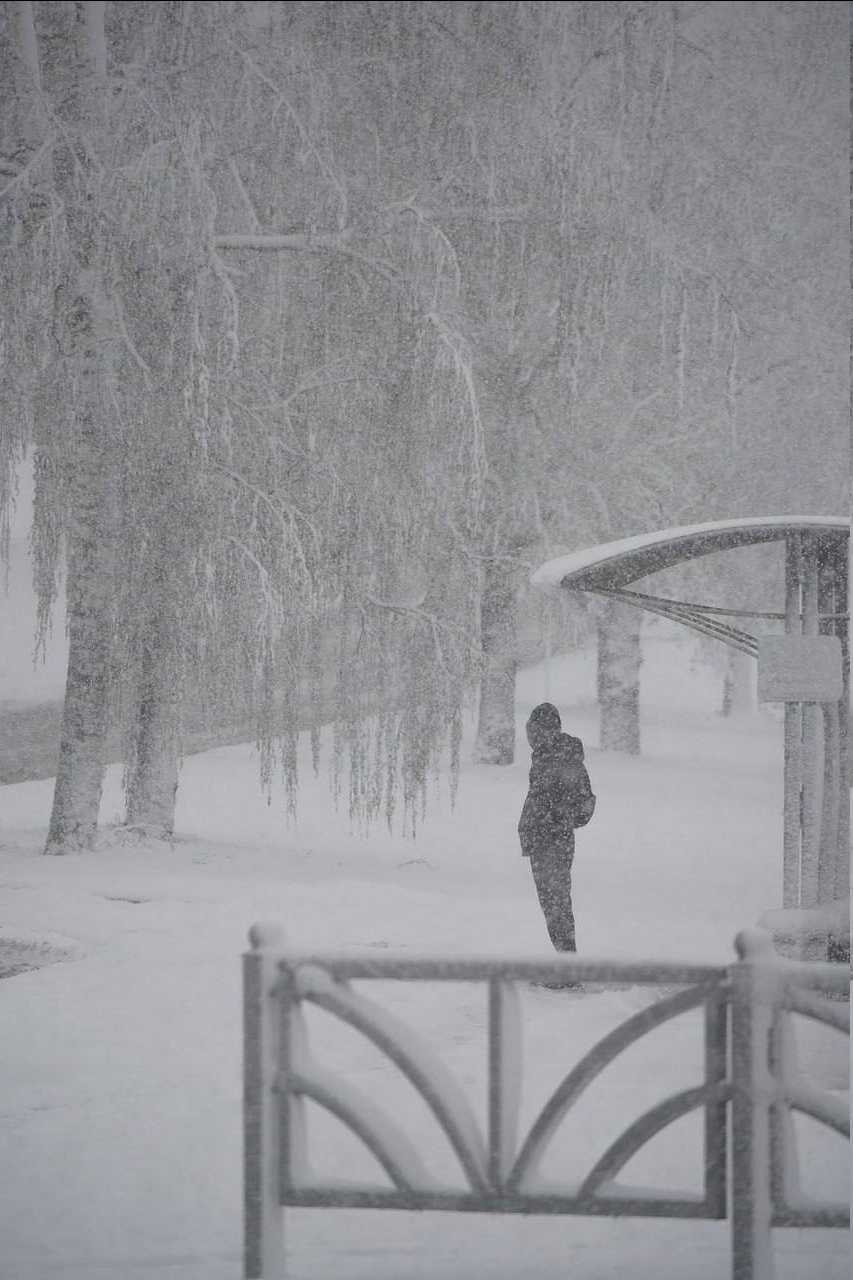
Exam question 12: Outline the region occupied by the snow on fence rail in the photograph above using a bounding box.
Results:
[243,925,849,1280]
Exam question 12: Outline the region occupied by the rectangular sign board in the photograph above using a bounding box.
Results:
[757,634,844,703]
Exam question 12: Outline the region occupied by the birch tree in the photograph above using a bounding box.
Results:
[2,2,120,851]
[2,1,489,842]
[207,2,488,830]
[2,4,253,846]
[387,3,709,760]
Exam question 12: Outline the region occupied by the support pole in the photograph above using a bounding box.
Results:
[818,702,840,904]
[818,542,842,905]
[244,925,287,1280]
[833,539,850,904]
[730,930,776,1280]
[783,536,802,908]
[488,978,506,1190]
[799,535,822,908]
[487,978,521,1191]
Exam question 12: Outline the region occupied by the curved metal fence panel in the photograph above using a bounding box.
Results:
[243,923,849,1280]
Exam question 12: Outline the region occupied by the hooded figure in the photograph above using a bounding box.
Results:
[518,702,595,954]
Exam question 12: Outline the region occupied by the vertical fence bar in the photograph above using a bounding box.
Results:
[278,964,295,1207]
[730,931,776,1280]
[244,925,286,1280]
[783,534,802,908]
[488,978,503,1191]
[767,1006,795,1223]
[488,977,521,1192]
[704,983,728,1217]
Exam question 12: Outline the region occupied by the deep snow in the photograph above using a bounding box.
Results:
[0,634,849,1279]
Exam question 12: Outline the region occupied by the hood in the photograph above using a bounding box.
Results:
[525,702,562,751]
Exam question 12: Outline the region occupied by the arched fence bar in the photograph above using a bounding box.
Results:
[244,924,849,1280]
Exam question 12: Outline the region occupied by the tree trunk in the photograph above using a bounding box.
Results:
[7,2,50,180]
[597,600,641,755]
[474,558,517,765]
[124,598,180,837]
[721,647,753,717]
[45,2,114,854]
[45,347,116,852]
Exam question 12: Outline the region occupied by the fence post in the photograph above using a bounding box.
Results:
[730,930,778,1280]
[244,924,287,1280]
[488,978,521,1190]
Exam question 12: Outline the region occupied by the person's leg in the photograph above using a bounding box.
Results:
[529,846,557,945]
[529,842,576,952]
[560,842,577,952]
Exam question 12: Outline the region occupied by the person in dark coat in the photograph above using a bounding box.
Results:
[518,702,595,954]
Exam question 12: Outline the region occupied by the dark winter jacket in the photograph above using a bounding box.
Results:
[518,704,595,857]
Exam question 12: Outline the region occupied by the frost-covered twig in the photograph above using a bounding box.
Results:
[215,464,323,566]
[234,48,349,229]
[0,136,54,201]
[226,155,263,232]
[216,230,354,252]
[361,592,483,663]
[215,229,402,292]
[111,291,152,380]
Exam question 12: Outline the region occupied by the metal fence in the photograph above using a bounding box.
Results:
[244,925,849,1280]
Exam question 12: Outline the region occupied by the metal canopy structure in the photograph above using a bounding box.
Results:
[532,517,848,657]
[532,517,850,925]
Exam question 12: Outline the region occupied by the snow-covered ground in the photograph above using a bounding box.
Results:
[0,637,848,1279]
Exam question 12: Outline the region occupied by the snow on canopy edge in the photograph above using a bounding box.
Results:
[531,516,849,592]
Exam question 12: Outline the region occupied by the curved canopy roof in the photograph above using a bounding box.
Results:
[531,517,849,656]
[532,517,848,594]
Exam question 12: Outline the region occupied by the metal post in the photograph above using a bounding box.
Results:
[819,702,840,904]
[730,930,777,1280]
[704,985,728,1218]
[244,924,287,1280]
[800,536,822,908]
[488,977,521,1190]
[833,538,850,904]
[488,978,504,1191]
[818,543,841,904]
[767,1007,799,1222]
[783,536,802,908]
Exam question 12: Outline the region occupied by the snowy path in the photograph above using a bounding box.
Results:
[0,644,848,1279]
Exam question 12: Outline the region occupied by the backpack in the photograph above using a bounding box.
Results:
[572,790,596,828]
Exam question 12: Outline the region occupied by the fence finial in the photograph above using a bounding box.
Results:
[734,927,776,962]
[248,922,287,951]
